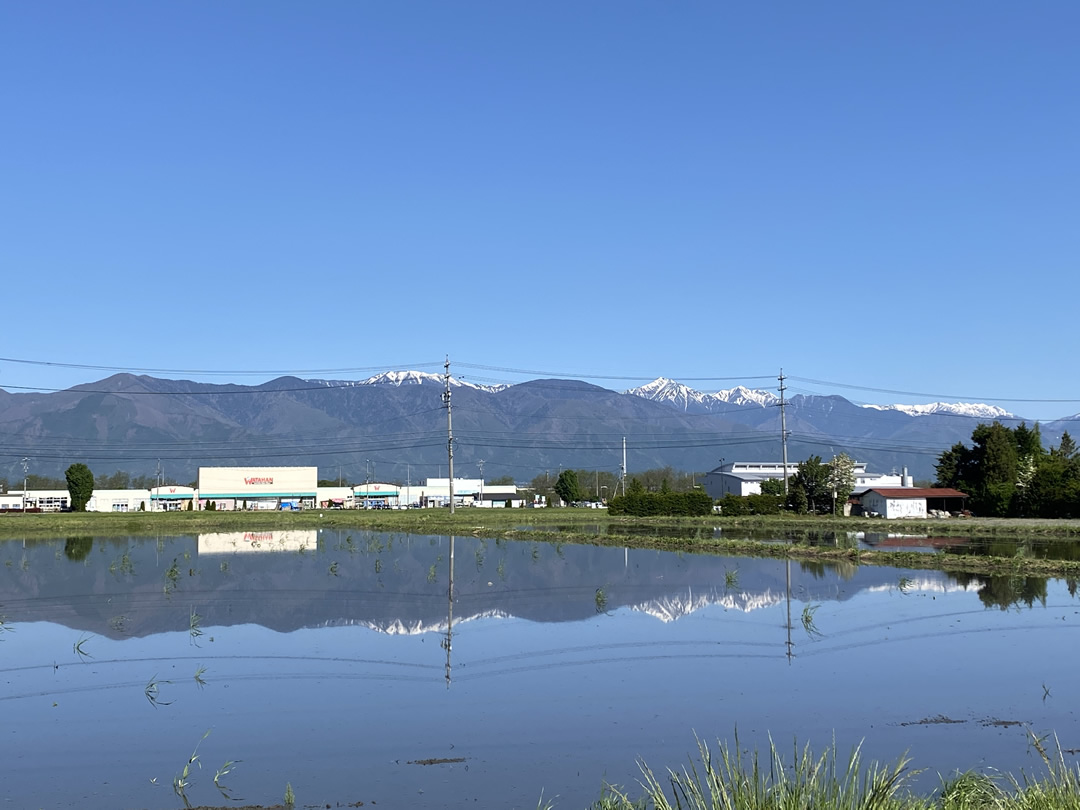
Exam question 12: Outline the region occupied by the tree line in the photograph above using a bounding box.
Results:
[935,422,1079,517]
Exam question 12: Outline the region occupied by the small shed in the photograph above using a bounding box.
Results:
[858,488,968,520]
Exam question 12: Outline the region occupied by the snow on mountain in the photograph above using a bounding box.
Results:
[629,377,1014,419]
[861,402,1017,419]
[309,370,508,392]
[625,378,777,412]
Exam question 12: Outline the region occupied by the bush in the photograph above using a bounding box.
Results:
[608,490,714,517]
[746,493,785,515]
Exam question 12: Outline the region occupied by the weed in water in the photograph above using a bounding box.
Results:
[73,634,93,659]
[194,665,208,689]
[173,729,211,808]
[284,781,295,808]
[595,587,609,614]
[189,607,203,646]
[145,675,174,707]
[724,568,740,590]
[164,559,180,595]
[109,550,135,577]
[1043,683,1052,701]
[898,576,913,594]
[328,560,339,577]
[801,603,823,638]
[427,564,438,583]
[214,758,241,799]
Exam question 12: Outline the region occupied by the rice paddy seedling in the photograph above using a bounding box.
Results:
[194,665,208,689]
[802,603,823,638]
[428,563,438,583]
[189,607,203,646]
[724,568,740,590]
[284,781,296,808]
[1043,683,1052,701]
[73,634,93,659]
[145,675,174,707]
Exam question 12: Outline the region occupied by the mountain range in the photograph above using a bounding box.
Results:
[0,372,1071,483]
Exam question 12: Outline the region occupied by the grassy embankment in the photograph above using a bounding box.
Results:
[4,509,1080,579]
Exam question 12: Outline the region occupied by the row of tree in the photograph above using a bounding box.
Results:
[935,423,1079,517]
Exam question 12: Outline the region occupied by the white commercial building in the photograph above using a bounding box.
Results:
[703,461,908,499]
[88,489,151,512]
[198,466,318,511]
[151,485,196,511]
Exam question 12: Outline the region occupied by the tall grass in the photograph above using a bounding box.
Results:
[585,734,1080,810]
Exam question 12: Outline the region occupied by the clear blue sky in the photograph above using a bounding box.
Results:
[3,2,1078,419]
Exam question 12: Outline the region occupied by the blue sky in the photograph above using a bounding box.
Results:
[3,2,1078,420]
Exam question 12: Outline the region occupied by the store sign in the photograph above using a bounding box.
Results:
[245,477,274,485]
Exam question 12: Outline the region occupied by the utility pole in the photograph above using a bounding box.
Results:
[21,457,30,512]
[621,437,627,496]
[478,459,484,507]
[443,357,455,514]
[778,369,790,496]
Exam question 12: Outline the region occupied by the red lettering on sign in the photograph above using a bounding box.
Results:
[244,477,274,485]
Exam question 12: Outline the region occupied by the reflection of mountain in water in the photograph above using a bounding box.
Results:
[0,532,962,639]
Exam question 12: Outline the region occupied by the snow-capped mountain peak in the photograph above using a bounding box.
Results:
[307,371,508,392]
[625,378,777,413]
[861,402,1017,419]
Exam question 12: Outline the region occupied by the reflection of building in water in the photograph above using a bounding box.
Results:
[198,530,318,554]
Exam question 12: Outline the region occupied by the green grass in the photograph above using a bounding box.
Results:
[583,734,1080,810]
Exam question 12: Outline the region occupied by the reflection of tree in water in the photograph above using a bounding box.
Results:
[798,560,859,581]
[1068,579,1078,598]
[952,572,1048,610]
[64,537,93,562]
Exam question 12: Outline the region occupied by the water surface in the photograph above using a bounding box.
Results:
[2,530,1078,808]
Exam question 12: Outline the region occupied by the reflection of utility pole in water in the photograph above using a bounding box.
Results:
[441,535,455,687]
[785,559,794,663]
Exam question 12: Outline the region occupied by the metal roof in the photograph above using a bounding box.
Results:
[862,488,967,499]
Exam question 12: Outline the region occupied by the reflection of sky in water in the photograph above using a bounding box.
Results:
[1,533,1079,808]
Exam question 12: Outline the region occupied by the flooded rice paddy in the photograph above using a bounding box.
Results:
[2,529,1079,808]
